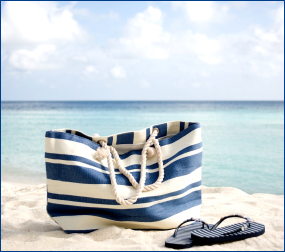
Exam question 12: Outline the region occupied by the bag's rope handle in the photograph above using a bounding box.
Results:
[99,128,164,205]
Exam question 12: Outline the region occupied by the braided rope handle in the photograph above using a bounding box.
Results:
[142,138,164,192]
[100,128,164,205]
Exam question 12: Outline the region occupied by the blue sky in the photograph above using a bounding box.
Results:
[2,1,284,100]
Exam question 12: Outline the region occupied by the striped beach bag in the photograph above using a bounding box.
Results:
[45,121,203,233]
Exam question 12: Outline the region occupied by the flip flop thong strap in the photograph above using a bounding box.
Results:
[210,214,252,234]
[174,218,210,237]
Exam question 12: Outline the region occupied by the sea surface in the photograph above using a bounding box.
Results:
[1,101,284,194]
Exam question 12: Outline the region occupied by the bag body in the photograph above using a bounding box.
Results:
[45,121,202,233]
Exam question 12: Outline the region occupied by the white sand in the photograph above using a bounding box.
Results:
[2,182,284,251]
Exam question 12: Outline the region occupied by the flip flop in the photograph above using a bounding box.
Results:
[191,214,265,245]
[165,218,212,249]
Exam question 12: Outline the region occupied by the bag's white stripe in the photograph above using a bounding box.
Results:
[167,121,180,136]
[47,185,201,210]
[47,167,201,199]
[45,128,202,169]
[133,128,147,145]
[45,147,202,175]
[52,205,201,231]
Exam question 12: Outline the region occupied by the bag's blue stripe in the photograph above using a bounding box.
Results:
[45,131,100,150]
[64,226,176,233]
[45,123,200,150]
[146,128,150,140]
[45,142,202,172]
[180,122,185,131]
[65,129,93,141]
[45,153,106,170]
[64,229,97,234]
[47,180,201,205]
[119,150,141,160]
[119,140,202,160]
[159,123,199,147]
[116,132,134,144]
[120,141,202,161]
[107,136,113,145]
[47,190,201,222]
[46,153,202,185]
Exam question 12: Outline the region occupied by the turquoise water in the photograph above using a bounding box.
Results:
[1,101,284,194]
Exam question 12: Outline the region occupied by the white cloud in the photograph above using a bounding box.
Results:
[171,4,283,71]
[2,1,84,71]
[170,31,222,64]
[118,6,170,59]
[2,1,83,44]
[115,5,222,64]
[9,44,57,70]
[173,1,229,23]
[183,1,215,22]
[75,7,119,21]
[225,5,284,78]
[84,65,99,75]
[193,34,221,64]
[189,33,221,64]
[110,66,126,79]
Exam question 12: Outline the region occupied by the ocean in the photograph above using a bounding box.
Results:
[1,101,284,194]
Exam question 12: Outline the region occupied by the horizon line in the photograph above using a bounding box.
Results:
[1,99,284,102]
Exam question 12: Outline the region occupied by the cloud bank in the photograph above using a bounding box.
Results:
[2,1,284,100]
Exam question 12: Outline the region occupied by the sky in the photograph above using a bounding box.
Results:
[1,1,284,101]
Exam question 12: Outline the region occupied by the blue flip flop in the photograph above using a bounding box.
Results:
[165,218,212,249]
[191,214,265,246]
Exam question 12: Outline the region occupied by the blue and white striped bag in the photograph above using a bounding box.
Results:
[45,121,202,233]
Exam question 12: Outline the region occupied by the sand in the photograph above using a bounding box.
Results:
[2,182,284,251]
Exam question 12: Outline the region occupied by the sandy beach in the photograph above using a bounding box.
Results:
[2,182,283,251]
